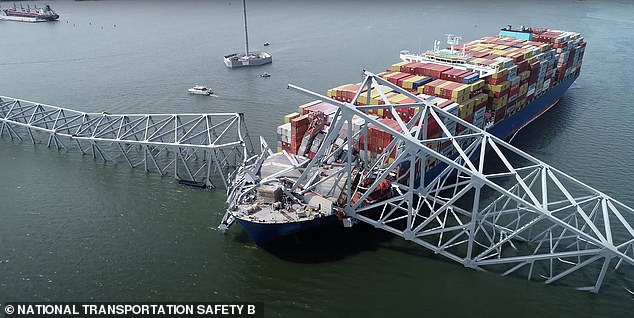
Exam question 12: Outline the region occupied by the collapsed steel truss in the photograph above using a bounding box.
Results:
[286,71,634,293]
[0,96,254,188]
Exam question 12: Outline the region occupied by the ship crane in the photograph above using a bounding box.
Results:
[271,71,634,294]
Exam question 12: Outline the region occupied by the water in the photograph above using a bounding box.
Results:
[1,0,633,316]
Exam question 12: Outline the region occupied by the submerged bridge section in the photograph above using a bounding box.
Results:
[0,96,255,189]
[286,72,634,293]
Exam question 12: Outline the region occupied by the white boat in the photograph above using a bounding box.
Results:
[260,72,271,78]
[188,85,213,95]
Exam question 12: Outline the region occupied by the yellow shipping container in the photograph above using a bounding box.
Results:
[459,103,474,119]
[435,81,453,96]
[402,75,424,89]
[487,50,500,56]
[486,81,510,93]
[519,83,528,96]
[452,84,471,98]
[519,70,531,81]
[396,95,411,104]
[284,112,300,124]
[451,94,468,104]
[358,88,393,104]
[388,92,407,104]
[523,50,532,60]
[492,95,509,110]
[463,98,475,110]
[491,68,508,79]
[470,79,486,92]
[370,95,385,105]
[390,61,409,72]
[473,93,488,105]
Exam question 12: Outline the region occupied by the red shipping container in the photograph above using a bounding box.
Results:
[471,52,490,58]
[441,68,469,82]
[487,76,507,85]
[379,71,398,80]
[517,60,529,73]
[430,64,453,79]
[438,100,454,109]
[494,106,507,122]
[397,74,416,88]
[456,113,474,133]
[413,63,430,76]
[509,84,520,96]
[400,61,419,74]
[474,99,486,111]
[389,72,411,85]
[490,88,509,98]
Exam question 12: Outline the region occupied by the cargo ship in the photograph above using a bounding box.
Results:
[220,26,586,244]
[0,4,59,22]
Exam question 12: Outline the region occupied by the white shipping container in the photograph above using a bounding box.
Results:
[474,107,486,119]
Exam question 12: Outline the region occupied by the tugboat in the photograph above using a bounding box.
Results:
[0,4,59,22]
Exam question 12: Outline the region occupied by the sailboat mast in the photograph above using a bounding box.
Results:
[242,0,249,56]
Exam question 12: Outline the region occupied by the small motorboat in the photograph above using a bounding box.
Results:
[188,85,213,95]
[263,42,270,46]
[259,72,271,78]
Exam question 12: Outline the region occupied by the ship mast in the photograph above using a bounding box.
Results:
[242,0,250,57]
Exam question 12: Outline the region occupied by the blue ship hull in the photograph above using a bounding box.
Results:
[235,214,338,244]
[237,73,579,245]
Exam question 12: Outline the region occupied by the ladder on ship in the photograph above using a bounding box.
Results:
[283,71,634,294]
[0,96,255,189]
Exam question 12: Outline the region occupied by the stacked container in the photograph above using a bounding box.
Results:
[279,27,583,173]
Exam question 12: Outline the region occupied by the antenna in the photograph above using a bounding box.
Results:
[445,34,462,54]
[433,40,440,52]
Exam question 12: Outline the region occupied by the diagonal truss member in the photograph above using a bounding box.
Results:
[0,96,255,189]
[286,71,634,293]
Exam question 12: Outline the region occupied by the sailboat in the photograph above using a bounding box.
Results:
[223,0,272,68]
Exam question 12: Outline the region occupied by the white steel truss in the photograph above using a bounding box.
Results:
[0,96,254,188]
[283,71,634,293]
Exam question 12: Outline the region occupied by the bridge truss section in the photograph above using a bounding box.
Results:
[0,96,255,189]
[287,71,634,293]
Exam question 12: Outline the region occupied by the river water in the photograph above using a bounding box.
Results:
[1,0,633,317]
